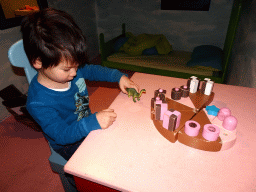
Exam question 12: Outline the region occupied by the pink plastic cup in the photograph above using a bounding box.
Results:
[184,120,200,137]
[202,124,220,141]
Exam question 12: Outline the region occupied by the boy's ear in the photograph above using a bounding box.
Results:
[33,59,42,69]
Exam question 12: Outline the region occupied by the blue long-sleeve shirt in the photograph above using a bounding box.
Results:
[26,64,126,151]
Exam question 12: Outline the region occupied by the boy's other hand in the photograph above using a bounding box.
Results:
[96,109,117,129]
[119,75,139,94]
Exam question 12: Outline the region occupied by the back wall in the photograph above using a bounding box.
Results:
[96,0,233,52]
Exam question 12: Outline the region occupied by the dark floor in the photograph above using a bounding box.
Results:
[0,115,65,192]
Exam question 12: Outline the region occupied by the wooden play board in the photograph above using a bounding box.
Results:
[151,90,236,151]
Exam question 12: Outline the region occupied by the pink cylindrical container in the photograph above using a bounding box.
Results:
[222,116,238,131]
[217,108,231,121]
[202,124,220,141]
[184,120,200,137]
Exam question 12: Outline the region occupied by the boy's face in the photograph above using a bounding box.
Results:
[34,59,78,88]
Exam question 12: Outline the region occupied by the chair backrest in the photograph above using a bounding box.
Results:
[8,39,37,84]
[7,40,70,179]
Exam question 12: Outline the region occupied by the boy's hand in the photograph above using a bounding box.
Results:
[96,109,117,129]
[119,75,139,94]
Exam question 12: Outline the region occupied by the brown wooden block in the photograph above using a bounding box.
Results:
[178,110,222,152]
[189,90,214,110]
[155,104,161,120]
[152,98,195,143]
[168,114,177,132]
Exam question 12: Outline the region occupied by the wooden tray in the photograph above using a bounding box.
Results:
[151,90,223,152]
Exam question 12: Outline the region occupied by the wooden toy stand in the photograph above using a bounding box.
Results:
[151,90,225,152]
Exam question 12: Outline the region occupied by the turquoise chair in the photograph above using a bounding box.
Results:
[8,40,77,192]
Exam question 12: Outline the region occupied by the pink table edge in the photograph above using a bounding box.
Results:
[64,73,256,192]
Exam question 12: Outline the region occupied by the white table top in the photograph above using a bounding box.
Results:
[64,72,256,192]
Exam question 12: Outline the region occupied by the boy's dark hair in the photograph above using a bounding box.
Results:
[21,8,88,69]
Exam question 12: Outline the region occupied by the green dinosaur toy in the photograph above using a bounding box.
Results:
[126,88,146,102]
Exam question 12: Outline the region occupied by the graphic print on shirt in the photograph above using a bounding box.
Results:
[74,78,90,121]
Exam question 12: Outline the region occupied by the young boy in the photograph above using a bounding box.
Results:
[21,8,139,161]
